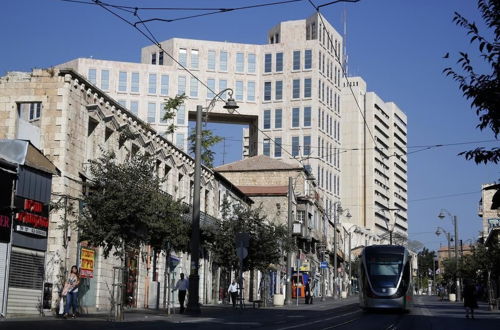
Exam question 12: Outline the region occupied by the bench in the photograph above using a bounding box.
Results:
[252,299,263,308]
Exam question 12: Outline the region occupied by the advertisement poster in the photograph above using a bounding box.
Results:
[80,247,95,278]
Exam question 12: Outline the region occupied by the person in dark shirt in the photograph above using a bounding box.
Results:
[463,279,478,319]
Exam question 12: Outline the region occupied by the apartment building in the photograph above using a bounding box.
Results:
[341,77,408,241]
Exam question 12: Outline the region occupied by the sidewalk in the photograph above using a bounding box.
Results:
[1,295,359,323]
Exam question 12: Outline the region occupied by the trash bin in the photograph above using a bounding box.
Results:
[449,293,456,302]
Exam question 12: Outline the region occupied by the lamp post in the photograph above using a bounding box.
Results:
[435,226,452,260]
[332,202,349,299]
[186,89,238,314]
[437,209,460,302]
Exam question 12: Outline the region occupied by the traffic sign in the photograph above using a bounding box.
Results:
[320,261,329,269]
[236,246,248,260]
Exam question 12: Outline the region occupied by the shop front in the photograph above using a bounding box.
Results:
[0,140,58,317]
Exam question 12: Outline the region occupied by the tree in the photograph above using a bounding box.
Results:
[210,200,294,272]
[162,94,188,135]
[188,128,223,168]
[78,152,189,259]
[443,0,500,164]
[417,248,437,281]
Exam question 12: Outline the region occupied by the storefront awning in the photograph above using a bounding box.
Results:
[0,139,59,175]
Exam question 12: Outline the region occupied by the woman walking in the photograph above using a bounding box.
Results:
[62,265,80,318]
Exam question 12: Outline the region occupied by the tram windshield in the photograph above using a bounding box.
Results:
[366,253,403,288]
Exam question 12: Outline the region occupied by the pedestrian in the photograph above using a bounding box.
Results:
[305,279,312,304]
[463,279,478,319]
[172,273,189,313]
[228,279,239,308]
[62,265,80,319]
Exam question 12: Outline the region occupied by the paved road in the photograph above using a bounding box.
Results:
[1,295,499,329]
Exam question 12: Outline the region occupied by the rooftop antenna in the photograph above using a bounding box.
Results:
[342,8,348,76]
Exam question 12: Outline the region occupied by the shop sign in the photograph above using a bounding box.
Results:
[488,218,500,228]
[80,248,95,278]
[0,171,13,243]
[0,213,11,243]
[14,197,49,237]
[299,261,310,272]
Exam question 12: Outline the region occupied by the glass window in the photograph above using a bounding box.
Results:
[274,137,282,157]
[208,50,216,71]
[178,76,186,95]
[293,50,301,70]
[247,81,255,101]
[236,52,244,73]
[191,50,199,69]
[304,49,312,69]
[131,72,140,93]
[176,133,185,150]
[130,101,138,116]
[101,70,109,90]
[275,109,282,129]
[292,136,300,157]
[292,79,300,99]
[304,107,312,127]
[207,78,215,99]
[159,51,164,65]
[151,53,157,65]
[117,100,126,108]
[263,139,271,156]
[220,51,228,71]
[88,69,96,85]
[276,52,283,72]
[160,74,169,95]
[148,73,157,94]
[177,104,186,125]
[263,110,271,129]
[264,53,272,73]
[219,79,227,98]
[179,48,187,66]
[275,80,283,100]
[235,80,243,101]
[264,81,272,101]
[292,107,300,128]
[147,102,156,123]
[160,103,167,124]
[118,71,127,92]
[304,78,312,98]
[303,136,311,155]
[248,53,256,73]
[190,77,198,97]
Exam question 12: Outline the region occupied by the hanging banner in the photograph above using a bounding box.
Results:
[80,248,95,278]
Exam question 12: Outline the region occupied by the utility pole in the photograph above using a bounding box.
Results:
[333,203,339,300]
[285,177,293,305]
[453,215,461,302]
[348,231,352,296]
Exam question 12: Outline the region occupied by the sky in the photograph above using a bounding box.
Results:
[1,0,498,252]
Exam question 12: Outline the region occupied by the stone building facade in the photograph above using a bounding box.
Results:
[0,68,251,315]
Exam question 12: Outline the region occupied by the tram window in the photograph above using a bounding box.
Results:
[367,254,403,288]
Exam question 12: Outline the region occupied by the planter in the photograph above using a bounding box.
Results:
[449,293,456,302]
[273,294,285,306]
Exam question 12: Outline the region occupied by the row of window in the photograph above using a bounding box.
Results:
[319,109,341,141]
[318,137,341,168]
[206,78,255,102]
[319,79,341,112]
[317,165,340,196]
[262,135,311,158]
[263,78,312,101]
[318,22,341,57]
[319,51,342,87]
[88,69,171,96]
[176,48,257,74]
[264,50,312,73]
[262,107,312,130]
[116,100,186,126]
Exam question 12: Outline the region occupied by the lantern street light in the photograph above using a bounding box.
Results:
[437,209,460,302]
[186,89,238,314]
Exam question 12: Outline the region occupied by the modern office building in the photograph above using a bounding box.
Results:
[58,12,344,222]
[341,77,408,241]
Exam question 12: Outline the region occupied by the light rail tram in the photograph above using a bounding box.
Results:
[359,245,413,311]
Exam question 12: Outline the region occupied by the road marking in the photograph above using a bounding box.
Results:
[276,309,361,330]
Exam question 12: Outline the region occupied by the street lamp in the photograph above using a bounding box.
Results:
[186,89,238,314]
[437,209,460,302]
[332,203,350,299]
[435,226,452,260]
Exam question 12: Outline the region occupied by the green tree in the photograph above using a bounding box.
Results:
[78,152,189,259]
[444,0,500,164]
[162,94,188,135]
[417,248,437,281]
[210,200,294,272]
[188,128,223,168]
